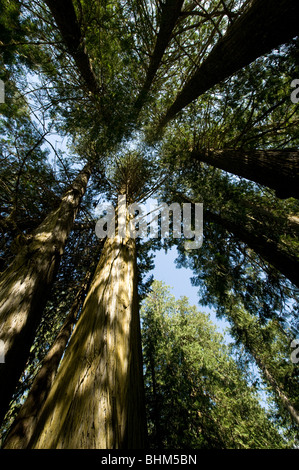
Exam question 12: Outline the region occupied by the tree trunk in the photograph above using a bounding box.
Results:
[0,163,92,424]
[159,0,299,128]
[206,209,299,288]
[191,148,299,199]
[44,0,100,95]
[134,0,184,113]
[229,308,299,426]
[254,354,299,426]
[173,190,299,286]
[28,232,147,449]
[2,264,95,449]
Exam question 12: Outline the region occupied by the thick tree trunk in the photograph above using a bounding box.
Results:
[0,163,92,424]
[28,232,147,449]
[173,190,298,286]
[134,0,184,112]
[159,0,299,128]
[206,210,299,288]
[191,148,299,199]
[44,0,100,95]
[2,264,94,449]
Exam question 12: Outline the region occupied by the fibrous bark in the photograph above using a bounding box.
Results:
[134,0,184,113]
[205,209,299,288]
[0,163,92,424]
[190,148,299,199]
[2,264,94,449]
[159,0,299,129]
[44,0,100,95]
[28,230,146,449]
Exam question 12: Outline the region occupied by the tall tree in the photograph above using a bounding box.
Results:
[158,0,299,129]
[26,153,155,449]
[43,0,100,95]
[2,260,97,449]
[141,280,289,449]
[1,0,298,449]
[133,0,185,113]
[0,162,92,423]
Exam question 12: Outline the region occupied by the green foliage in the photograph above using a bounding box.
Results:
[0,0,298,448]
[141,280,290,449]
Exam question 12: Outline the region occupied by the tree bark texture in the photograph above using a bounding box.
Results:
[2,265,94,449]
[206,210,299,288]
[0,163,92,425]
[191,148,299,199]
[44,0,100,95]
[28,233,147,449]
[159,0,299,128]
[134,0,184,112]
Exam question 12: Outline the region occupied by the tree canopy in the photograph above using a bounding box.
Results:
[0,0,298,449]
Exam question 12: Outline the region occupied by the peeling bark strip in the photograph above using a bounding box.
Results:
[134,0,184,111]
[44,0,100,94]
[191,148,299,199]
[2,266,94,449]
[0,163,92,425]
[159,0,299,128]
[28,233,146,449]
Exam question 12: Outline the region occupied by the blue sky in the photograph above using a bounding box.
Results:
[151,245,231,341]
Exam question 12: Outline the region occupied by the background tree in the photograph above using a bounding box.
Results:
[0,0,298,448]
[141,280,292,449]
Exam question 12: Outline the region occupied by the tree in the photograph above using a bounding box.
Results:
[158,0,299,129]
[43,0,100,95]
[133,0,185,113]
[0,162,92,423]
[141,280,289,449]
[26,153,156,449]
[0,0,298,449]
[2,260,97,449]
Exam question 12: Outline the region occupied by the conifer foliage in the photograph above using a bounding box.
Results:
[0,0,298,448]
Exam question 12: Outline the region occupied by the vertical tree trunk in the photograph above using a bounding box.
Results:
[190,148,299,199]
[28,231,147,449]
[134,0,184,113]
[2,263,95,449]
[253,355,299,426]
[44,0,100,95]
[0,163,92,424]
